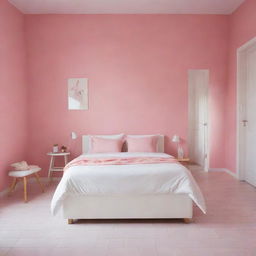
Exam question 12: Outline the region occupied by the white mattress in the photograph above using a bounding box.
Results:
[51,152,206,215]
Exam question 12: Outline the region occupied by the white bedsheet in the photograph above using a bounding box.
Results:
[51,152,206,215]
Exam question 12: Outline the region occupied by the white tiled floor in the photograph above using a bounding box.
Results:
[0,166,256,256]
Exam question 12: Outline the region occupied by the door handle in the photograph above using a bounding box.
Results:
[242,120,248,127]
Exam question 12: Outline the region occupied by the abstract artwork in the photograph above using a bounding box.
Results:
[68,78,88,110]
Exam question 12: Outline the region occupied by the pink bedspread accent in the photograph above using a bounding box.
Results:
[64,157,178,171]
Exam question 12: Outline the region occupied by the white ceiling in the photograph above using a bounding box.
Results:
[9,0,245,14]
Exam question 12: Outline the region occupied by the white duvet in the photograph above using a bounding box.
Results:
[51,152,206,215]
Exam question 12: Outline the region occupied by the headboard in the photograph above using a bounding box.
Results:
[82,135,165,154]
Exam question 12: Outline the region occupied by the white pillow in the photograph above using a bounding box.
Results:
[88,134,125,153]
[126,134,163,153]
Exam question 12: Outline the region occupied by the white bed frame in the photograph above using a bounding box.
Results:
[62,135,193,224]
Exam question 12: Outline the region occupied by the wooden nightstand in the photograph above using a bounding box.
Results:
[176,158,190,166]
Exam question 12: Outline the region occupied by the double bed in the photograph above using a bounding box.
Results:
[51,135,206,224]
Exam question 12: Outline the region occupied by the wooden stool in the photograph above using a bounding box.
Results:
[8,166,44,202]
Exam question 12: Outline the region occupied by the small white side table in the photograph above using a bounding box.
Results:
[47,152,70,180]
[176,158,190,167]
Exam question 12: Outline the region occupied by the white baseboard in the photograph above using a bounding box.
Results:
[40,177,61,182]
[209,168,225,172]
[223,168,238,179]
[0,177,61,197]
[0,188,9,197]
[209,168,238,179]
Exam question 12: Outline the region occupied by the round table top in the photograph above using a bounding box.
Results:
[47,152,70,156]
[9,166,41,177]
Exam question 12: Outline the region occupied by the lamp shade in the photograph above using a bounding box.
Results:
[172,135,180,143]
[71,131,77,140]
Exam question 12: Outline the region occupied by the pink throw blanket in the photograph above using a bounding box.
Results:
[64,157,177,171]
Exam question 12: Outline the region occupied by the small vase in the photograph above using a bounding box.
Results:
[53,145,59,153]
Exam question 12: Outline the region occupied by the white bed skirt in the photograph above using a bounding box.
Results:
[62,194,193,219]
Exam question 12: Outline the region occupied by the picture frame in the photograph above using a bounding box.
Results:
[68,78,88,110]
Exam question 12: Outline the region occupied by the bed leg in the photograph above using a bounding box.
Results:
[68,219,74,224]
[183,218,192,224]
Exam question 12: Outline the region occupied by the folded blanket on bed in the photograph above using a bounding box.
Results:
[64,156,178,171]
[11,161,30,171]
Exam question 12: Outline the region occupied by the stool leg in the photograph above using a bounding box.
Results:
[8,178,18,195]
[23,177,28,202]
[34,172,44,193]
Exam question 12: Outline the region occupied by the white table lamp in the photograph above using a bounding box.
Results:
[172,135,180,143]
[68,131,77,152]
[71,132,77,140]
[172,135,184,159]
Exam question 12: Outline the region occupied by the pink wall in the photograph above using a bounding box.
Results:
[1,1,253,189]
[0,0,28,190]
[25,14,229,176]
[225,0,256,173]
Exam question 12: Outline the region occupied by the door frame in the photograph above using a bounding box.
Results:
[237,36,256,180]
[188,69,210,172]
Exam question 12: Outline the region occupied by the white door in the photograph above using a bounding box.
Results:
[188,70,209,171]
[244,46,256,186]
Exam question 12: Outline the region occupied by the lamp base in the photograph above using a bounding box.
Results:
[177,146,184,159]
